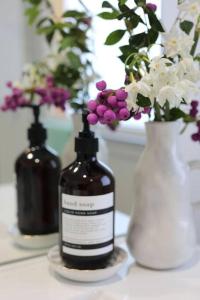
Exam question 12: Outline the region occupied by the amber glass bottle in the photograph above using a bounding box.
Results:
[59,114,115,270]
[15,106,61,235]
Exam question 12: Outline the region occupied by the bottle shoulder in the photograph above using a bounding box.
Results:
[16,146,61,168]
[60,159,114,194]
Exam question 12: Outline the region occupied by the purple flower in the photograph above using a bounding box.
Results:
[146,3,157,12]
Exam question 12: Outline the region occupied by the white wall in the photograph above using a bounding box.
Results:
[0,1,47,183]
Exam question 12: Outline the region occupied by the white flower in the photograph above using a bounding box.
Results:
[20,63,47,89]
[149,56,172,72]
[178,1,200,19]
[176,57,200,82]
[163,30,194,58]
[158,85,181,107]
[125,80,151,110]
[175,79,200,104]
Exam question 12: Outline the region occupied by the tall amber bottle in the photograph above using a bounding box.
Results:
[59,113,115,269]
[15,105,61,235]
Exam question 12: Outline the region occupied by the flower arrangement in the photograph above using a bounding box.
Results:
[87,0,200,137]
[1,62,71,111]
[23,0,95,111]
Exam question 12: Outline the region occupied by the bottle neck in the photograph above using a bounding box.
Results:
[29,140,46,148]
[76,152,97,161]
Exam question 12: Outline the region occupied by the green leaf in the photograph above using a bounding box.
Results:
[119,0,128,4]
[105,29,126,45]
[126,18,139,31]
[46,31,54,44]
[98,11,119,20]
[147,11,164,32]
[37,25,55,35]
[59,36,75,50]
[169,108,187,121]
[67,52,81,68]
[102,1,116,10]
[25,6,39,25]
[62,10,85,18]
[137,93,151,107]
[23,0,41,5]
[135,0,146,6]
[180,20,194,35]
[148,28,159,44]
[129,32,147,48]
[118,3,130,12]
[36,17,51,28]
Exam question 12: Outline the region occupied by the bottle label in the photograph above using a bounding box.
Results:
[61,192,114,257]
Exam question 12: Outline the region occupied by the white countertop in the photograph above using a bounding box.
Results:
[1,237,200,300]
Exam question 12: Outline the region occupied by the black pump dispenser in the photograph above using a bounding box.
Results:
[75,112,98,154]
[26,105,47,146]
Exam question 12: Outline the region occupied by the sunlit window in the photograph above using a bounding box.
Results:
[64,0,161,89]
[64,1,161,130]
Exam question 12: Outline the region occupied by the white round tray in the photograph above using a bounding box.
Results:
[48,245,128,282]
[9,224,58,250]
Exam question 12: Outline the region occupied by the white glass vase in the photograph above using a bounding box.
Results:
[127,121,197,269]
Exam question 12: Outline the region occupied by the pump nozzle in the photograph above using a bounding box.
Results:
[21,104,47,146]
[82,112,90,134]
[21,104,40,124]
[75,112,98,154]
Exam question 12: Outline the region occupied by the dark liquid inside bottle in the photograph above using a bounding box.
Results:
[16,143,61,235]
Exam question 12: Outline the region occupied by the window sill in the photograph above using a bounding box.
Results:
[98,119,146,146]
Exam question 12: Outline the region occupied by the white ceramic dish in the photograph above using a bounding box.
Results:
[47,245,128,283]
[9,224,58,250]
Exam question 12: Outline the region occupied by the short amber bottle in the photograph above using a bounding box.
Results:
[15,106,61,235]
[59,114,115,269]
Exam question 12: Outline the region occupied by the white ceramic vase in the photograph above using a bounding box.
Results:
[62,113,109,166]
[127,121,197,270]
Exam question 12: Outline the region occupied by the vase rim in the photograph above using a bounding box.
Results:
[145,120,181,126]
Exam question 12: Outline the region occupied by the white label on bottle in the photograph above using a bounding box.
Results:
[62,192,114,257]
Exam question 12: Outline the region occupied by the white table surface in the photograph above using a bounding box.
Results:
[0,184,129,265]
[1,236,200,300]
[1,185,200,299]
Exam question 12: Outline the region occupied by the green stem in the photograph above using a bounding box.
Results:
[154,101,162,121]
[180,123,188,134]
[164,100,170,121]
[78,0,89,12]
[191,29,200,57]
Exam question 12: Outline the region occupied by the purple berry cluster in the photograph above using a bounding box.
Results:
[36,76,71,110]
[87,80,130,125]
[190,100,198,118]
[1,76,71,112]
[190,100,200,142]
